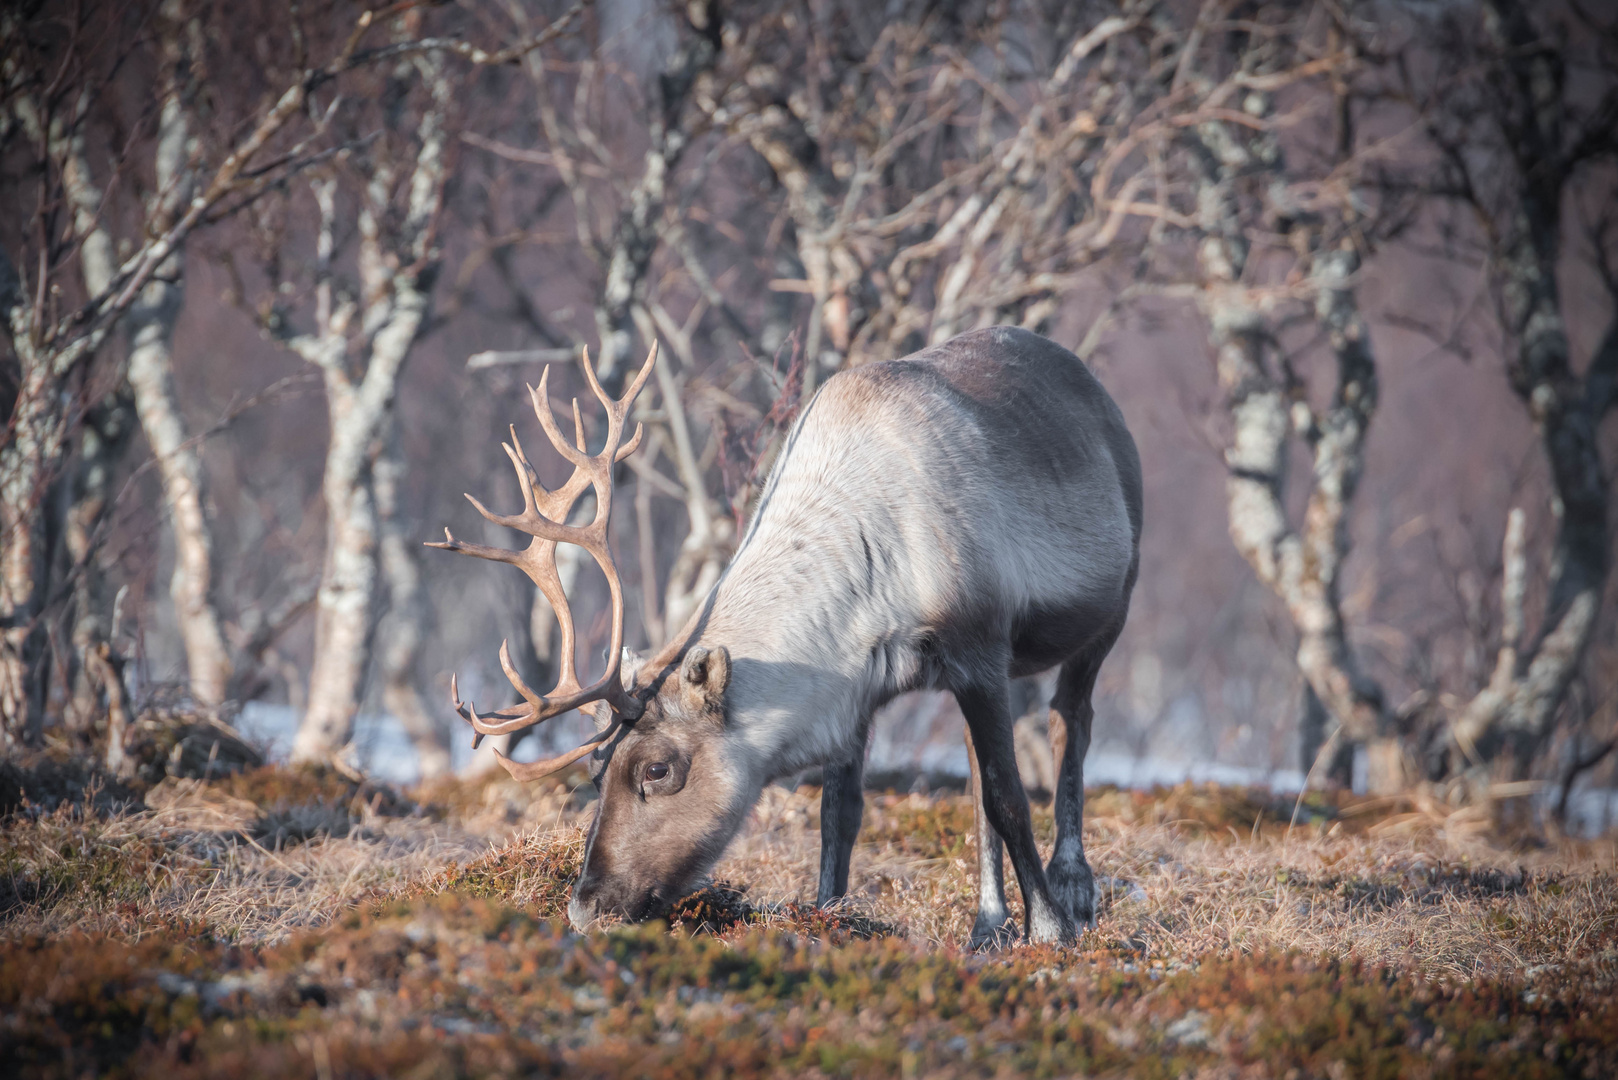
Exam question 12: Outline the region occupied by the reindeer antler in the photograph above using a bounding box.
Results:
[427,343,657,780]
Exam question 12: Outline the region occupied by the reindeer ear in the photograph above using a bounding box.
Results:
[680,645,731,712]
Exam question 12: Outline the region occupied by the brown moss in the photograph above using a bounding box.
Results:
[1084,781,1343,835]
[860,793,982,859]
[5,768,1616,1077]
[664,883,895,941]
[413,768,584,824]
[7,892,1613,1079]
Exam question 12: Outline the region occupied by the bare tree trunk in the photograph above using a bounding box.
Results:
[289,265,429,764]
[374,422,450,779]
[290,43,451,764]
[89,640,131,778]
[129,308,233,705]
[0,375,51,746]
[293,397,386,763]
[1434,0,1614,786]
[1,83,118,745]
[1298,682,1356,788]
[591,4,719,393]
[4,1,557,748]
[631,309,730,637]
[125,12,233,705]
[63,390,134,735]
[1190,101,1400,790]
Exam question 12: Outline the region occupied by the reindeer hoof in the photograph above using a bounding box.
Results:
[1025,906,1082,946]
[969,914,1019,950]
[1048,864,1097,929]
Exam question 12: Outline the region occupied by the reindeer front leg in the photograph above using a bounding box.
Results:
[816,752,866,906]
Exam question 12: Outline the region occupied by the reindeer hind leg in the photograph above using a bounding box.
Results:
[1046,631,1119,928]
[956,676,1076,945]
[966,724,1017,948]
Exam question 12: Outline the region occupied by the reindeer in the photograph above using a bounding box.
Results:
[430,326,1141,946]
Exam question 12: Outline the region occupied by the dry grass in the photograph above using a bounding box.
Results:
[714,784,1618,983]
[0,768,491,943]
[3,763,1615,1077]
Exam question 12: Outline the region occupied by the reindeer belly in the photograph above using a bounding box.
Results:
[1008,597,1124,675]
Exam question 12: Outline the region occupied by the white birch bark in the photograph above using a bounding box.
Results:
[2,2,574,743]
[290,52,451,764]
[1190,107,1400,792]
[284,3,590,770]
[1438,0,1613,780]
[1,86,117,744]
[1,3,409,742]
[0,333,56,746]
[126,2,232,705]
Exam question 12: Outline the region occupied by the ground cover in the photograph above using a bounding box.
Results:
[2,754,1613,1077]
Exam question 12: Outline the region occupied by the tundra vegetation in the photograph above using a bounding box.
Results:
[1,761,1615,1076]
[2,0,1616,1076]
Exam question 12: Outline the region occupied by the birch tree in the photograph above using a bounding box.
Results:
[282,4,589,766]
[375,418,451,778]
[463,1,1187,786]
[1,1,396,746]
[1146,4,1409,789]
[707,4,1166,378]
[1419,0,1618,792]
[279,114,451,765]
[125,0,233,707]
[1132,0,1616,797]
[463,0,735,670]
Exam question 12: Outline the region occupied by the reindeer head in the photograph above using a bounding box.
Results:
[429,342,752,928]
[563,640,759,926]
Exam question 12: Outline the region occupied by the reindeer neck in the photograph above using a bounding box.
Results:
[695,492,932,775]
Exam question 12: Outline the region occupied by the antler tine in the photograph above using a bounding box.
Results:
[497,639,544,708]
[501,438,542,519]
[450,674,488,750]
[459,489,545,542]
[579,341,657,434]
[540,565,582,690]
[621,341,659,413]
[428,339,661,775]
[513,417,595,521]
[491,723,617,782]
[435,634,594,744]
[463,694,537,737]
[506,425,547,503]
[578,342,613,414]
[529,367,592,470]
[425,524,525,569]
[615,422,645,462]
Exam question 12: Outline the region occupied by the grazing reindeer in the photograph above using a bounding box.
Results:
[431,326,1141,945]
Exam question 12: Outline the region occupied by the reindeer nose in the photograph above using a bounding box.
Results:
[567,894,596,933]
[568,872,603,932]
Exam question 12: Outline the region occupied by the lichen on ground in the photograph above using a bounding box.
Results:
[2,759,1614,1077]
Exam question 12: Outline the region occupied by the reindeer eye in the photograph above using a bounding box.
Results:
[644,762,670,782]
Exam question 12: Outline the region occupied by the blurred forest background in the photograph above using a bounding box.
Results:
[2,0,1615,828]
